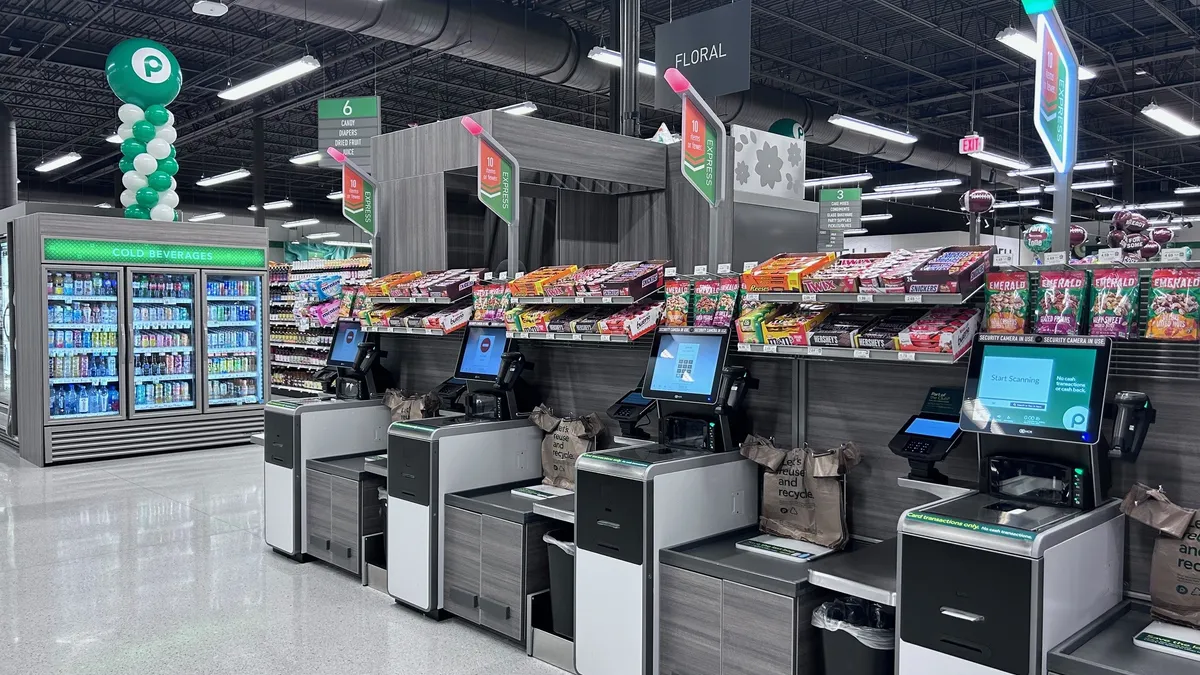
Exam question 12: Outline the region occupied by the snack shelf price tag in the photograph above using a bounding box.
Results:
[857,294,874,303]
[897,351,916,362]
[693,265,708,275]
[602,296,614,304]
[807,346,823,357]
[1161,248,1188,262]
[665,267,677,277]
[737,343,750,352]
[717,263,732,273]
[853,349,871,359]
[993,253,1014,267]
[600,334,612,342]
[484,272,494,280]
[1044,251,1068,265]
[762,344,778,354]
[904,294,922,304]
[744,293,760,302]
[1098,248,1123,263]
[801,293,817,302]
[743,261,759,272]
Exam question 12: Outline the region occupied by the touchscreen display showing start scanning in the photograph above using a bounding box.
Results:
[328,320,365,367]
[646,333,725,402]
[456,326,507,380]
[904,417,960,439]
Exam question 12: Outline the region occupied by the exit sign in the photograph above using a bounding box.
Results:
[959,135,985,154]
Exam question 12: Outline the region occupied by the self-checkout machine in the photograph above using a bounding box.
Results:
[896,334,1156,675]
[263,319,395,561]
[568,325,759,675]
[386,323,546,617]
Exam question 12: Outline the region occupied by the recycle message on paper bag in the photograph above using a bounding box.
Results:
[531,404,609,490]
[1152,514,1200,628]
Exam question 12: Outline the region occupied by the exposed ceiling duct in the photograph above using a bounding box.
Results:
[237,0,978,178]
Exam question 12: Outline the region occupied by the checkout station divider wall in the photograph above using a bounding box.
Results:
[280,110,1200,674]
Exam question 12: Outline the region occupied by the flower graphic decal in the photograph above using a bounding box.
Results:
[755,142,784,188]
[788,143,803,168]
[735,161,750,185]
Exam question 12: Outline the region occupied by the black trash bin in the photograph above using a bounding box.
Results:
[813,601,894,675]
[543,529,575,639]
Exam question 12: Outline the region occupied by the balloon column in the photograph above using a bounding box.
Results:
[104,39,183,221]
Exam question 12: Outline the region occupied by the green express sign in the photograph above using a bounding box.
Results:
[44,238,265,268]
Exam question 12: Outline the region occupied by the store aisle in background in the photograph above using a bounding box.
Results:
[0,445,558,675]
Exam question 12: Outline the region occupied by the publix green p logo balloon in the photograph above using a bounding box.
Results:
[105,39,182,108]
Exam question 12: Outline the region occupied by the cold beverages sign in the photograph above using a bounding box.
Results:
[462,116,520,226]
[1033,12,1078,174]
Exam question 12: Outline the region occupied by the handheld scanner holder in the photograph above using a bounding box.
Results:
[1110,391,1156,461]
[714,365,754,415]
[353,341,380,375]
[466,352,531,420]
[495,351,529,391]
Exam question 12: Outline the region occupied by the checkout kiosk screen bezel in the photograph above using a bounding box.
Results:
[453,325,510,382]
[641,329,730,404]
[326,319,366,368]
[960,335,1111,444]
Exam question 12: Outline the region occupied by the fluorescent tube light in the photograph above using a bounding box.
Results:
[587,47,656,76]
[859,214,893,222]
[94,203,113,209]
[289,151,322,165]
[805,172,873,188]
[305,232,340,240]
[218,55,321,101]
[1141,102,1200,137]
[842,229,870,235]
[34,152,81,173]
[862,187,942,201]
[1096,200,1185,213]
[326,240,373,248]
[992,199,1042,209]
[1147,216,1197,225]
[248,200,293,212]
[995,27,1097,79]
[828,114,917,144]
[1033,215,1055,224]
[326,191,344,200]
[196,168,250,186]
[281,218,320,229]
[1174,186,1200,195]
[499,101,538,116]
[189,212,226,222]
[1016,179,1114,194]
[105,134,122,143]
[874,178,960,192]
[1009,159,1111,177]
[969,150,1030,171]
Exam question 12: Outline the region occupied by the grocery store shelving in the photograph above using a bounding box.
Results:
[361,325,458,336]
[49,376,119,385]
[49,295,117,303]
[744,285,983,306]
[272,361,322,371]
[132,321,193,330]
[49,410,119,421]
[736,342,967,364]
[210,346,259,355]
[50,347,118,355]
[206,295,258,302]
[511,289,660,306]
[368,295,454,305]
[270,342,329,351]
[208,371,260,380]
[138,400,194,411]
[132,296,191,304]
[135,373,193,383]
[48,323,114,331]
[508,330,633,343]
[208,320,258,328]
[271,384,323,395]
[134,346,193,354]
[210,395,260,406]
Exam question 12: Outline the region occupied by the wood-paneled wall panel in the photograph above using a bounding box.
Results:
[490,115,665,188]
[372,113,489,182]
[376,174,447,273]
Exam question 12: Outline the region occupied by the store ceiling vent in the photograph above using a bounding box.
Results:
[193,0,229,17]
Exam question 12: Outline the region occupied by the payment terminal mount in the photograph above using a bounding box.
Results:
[454,324,537,420]
[317,319,393,400]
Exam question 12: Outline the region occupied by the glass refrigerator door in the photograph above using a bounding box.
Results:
[128,269,199,414]
[203,272,265,407]
[44,266,124,422]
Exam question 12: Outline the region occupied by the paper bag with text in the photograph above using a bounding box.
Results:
[741,435,861,549]
[531,404,607,490]
[384,389,441,422]
[1122,484,1200,628]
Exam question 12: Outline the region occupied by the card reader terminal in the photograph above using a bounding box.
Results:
[889,413,962,483]
[607,390,656,439]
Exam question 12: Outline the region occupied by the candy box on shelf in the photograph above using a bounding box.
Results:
[713,275,742,328]
[742,253,836,292]
[424,304,472,333]
[364,271,423,297]
[599,262,666,297]
[548,307,595,333]
[472,283,510,321]
[508,265,579,296]
[1145,268,1200,341]
[858,249,942,294]
[623,302,664,339]
[504,306,526,332]
[984,271,1031,334]
[1036,270,1089,335]
[762,304,832,346]
[854,309,928,350]
[808,311,885,348]
[1089,268,1140,339]
[544,266,606,297]
[736,303,780,344]
[426,269,485,300]
[802,253,890,293]
[400,306,438,328]
[518,306,571,332]
[906,246,992,294]
[898,307,980,357]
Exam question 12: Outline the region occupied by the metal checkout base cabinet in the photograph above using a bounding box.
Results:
[897,496,1125,675]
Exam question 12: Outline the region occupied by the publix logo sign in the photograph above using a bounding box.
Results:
[132,47,172,83]
[105,38,181,108]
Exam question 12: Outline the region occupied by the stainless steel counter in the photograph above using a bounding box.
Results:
[806,537,897,607]
[532,494,574,524]
[1050,601,1199,675]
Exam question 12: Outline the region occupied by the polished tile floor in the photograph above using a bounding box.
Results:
[0,444,561,675]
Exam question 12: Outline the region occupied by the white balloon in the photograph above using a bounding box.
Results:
[169,177,177,192]
[118,104,145,125]
[120,189,137,207]
[117,123,134,140]
[122,170,148,191]
[150,204,175,222]
[146,138,171,160]
[155,125,177,144]
[133,153,158,176]
[166,110,175,127]
[159,189,179,209]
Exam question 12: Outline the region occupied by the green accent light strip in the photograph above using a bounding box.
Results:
[44,238,265,268]
[906,511,1037,541]
[586,453,651,467]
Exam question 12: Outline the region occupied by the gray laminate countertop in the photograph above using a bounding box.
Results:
[806,537,897,607]
[1050,602,1200,675]
[445,482,549,524]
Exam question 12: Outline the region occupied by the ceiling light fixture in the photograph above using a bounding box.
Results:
[859,214,893,222]
[1008,159,1111,177]
[992,199,1042,209]
[94,202,113,209]
[1141,102,1200,137]
[827,114,918,144]
[34,152,81,173]
[842,228,870,235]
[196,168,250,186]
[861,187,943,201]
[586,47,656,76]
[281,218,320,229]
[1016,179,1115,194]
[1033,215,1055,224]
[499,101,538,116]
[247,199,293,212]
[326,240,373,248]
[874,178,960,192]
[217,55,321,101]
[969,150,1031,171]
[327,191,344,200]
[1174,185,1200,195]
[805,172,873,188]
[995,27,1098,79]
[192,0,229,17]
[305,232,340,240]
[105,133,122,144]
[189,212,226,222]
[1096,200,1185,213]
[289,151,322,165]
[1147,216,1197,225]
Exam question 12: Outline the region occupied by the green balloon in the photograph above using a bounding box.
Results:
[119,157,135,173]
[168,145,176,159]
[132,120,156,143]
[124,204,150,220]
[105,39,182,108]
[157,157,178,176]
[147,171,171,191]
[135,186,159,208]
[145,104,170,127]
[120,138,146,159]
[173,210,181,222]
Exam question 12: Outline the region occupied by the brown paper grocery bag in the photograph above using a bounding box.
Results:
[742,437,860,550]
[530,404,606,490]
[1151,514,1200,628]
[383,389,441,422]
[1122,483,1196,538]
